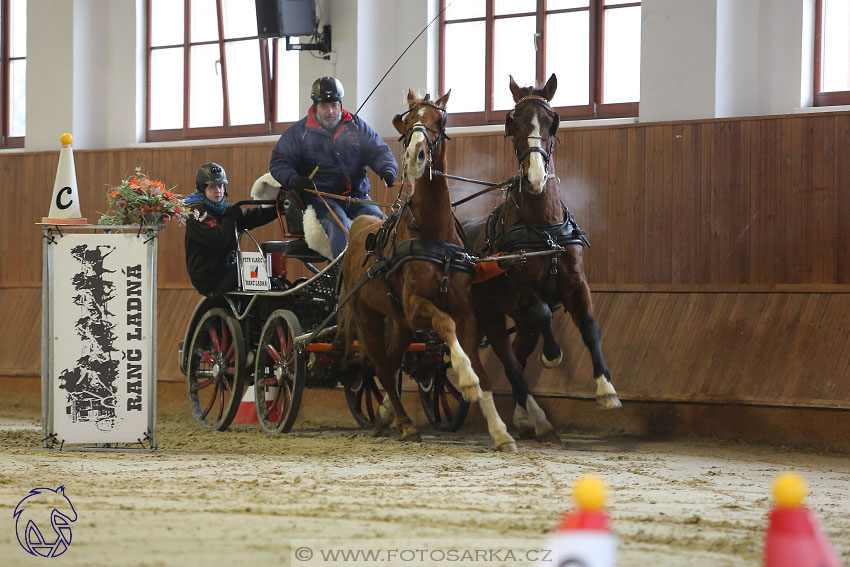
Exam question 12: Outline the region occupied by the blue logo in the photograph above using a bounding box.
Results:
[13,486,77,557]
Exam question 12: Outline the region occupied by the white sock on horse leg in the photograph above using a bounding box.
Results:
[479,392,514,448]
[525,395,554,435]
[448,338,479,390]
[596,376,617,396]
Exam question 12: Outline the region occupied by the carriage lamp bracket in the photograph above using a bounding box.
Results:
[286,25,332,55]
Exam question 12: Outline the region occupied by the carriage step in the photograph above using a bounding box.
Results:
[304,342,427,353]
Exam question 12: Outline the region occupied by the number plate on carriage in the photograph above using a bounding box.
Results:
[239,252,270,291]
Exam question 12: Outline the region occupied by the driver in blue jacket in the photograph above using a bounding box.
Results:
[269,76,397,257]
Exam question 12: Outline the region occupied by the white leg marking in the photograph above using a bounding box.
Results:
[376,393,394,427]
[513,404,533,432]
[525,395,555,436]
[448,337,479,390]
[526,115,547,194]
[480,392,516,450]
[596,375,617,396]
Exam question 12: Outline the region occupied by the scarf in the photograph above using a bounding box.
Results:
[186,192,230,217]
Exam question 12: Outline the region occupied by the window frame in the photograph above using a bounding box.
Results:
[813,0,850,106]
[438,0,640,127]
[146,0,295,142]
[1,0,24,148]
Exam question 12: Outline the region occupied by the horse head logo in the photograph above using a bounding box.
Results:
[13,486,77,558]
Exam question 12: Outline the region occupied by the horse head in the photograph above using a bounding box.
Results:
[392,89,451,186]
[506,73,560,194]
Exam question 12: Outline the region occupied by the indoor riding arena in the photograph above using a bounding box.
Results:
[1,1,849,566]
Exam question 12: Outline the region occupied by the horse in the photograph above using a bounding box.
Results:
[339,89,517,452]
[463,74,621,443]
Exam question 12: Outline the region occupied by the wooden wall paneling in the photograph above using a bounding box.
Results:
[836,115,850,283]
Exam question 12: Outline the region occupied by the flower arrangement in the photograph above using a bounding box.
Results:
[98,168,188,227]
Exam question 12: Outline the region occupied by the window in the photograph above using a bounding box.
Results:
[147,0,299,142]
[439,0,640,125]
[1,0,25,148]
[814,0,850,106]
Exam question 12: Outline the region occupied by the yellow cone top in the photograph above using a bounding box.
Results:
[773,471,807,509]
[60,132,73,146]
[574,475,608,511]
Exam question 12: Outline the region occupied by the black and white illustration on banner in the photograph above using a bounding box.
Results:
[51,234,151,443]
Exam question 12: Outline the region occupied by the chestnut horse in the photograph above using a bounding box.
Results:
[339,90,517,452]
[464,74,621,443]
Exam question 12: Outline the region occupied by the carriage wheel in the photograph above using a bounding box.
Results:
[187,308,247,431]
[253,310,305,434]
[344,365,402,429]
[418,361,470,432]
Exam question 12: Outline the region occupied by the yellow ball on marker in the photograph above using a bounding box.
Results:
[773,471,807,509]
[60,132,73,146]
[574,475,608,511]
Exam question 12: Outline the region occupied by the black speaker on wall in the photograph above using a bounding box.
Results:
[255,0,317,38]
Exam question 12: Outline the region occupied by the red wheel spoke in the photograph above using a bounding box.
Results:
[224,342,235,364]
[364,381,375,421]
[198,350,214,365]
[201,382,219,419]
[218,385,225,419]
[265,344,282,364]
[195,378,213,391]
[444,378,460,397]
[220,323,231,356]
[208,326,221,353]
[432,388,442,422]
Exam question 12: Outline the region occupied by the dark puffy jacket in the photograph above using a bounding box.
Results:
[269,106,397,198]
[184,198,278,294]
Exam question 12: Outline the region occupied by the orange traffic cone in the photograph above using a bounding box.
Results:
[233,385,259,424]
[763,471,842,567]
[541,475,616,567]
[41,133,87,225]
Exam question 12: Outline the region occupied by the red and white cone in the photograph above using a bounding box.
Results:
[233,385,259,424]
[41,133,87,225]
[763,471,842,567]
[541,475,616,567]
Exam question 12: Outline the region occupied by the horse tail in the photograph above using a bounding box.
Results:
[335,279,358,359]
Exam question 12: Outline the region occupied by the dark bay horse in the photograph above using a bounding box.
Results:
[464,74,621,443]
[339,90,517,452]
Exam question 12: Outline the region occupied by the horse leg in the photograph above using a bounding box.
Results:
[561,274,622,410]
[480,311,559,444]
[453,307,517,453]
[405,295,483,403]
[527,297,563,368]
[355,307,420,440]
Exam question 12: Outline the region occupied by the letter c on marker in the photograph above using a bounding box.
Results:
[56,186,73,210]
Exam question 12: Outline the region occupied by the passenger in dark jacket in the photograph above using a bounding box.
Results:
[269,76,397,257]
[184,162,278,295]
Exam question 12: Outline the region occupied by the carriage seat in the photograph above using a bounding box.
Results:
[260,239,328,264]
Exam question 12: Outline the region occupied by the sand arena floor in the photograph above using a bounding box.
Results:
[0,401,848,567]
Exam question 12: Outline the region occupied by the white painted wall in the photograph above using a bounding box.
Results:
[639,0,718,122]
[715,0,759,118]
[757,0,814,115]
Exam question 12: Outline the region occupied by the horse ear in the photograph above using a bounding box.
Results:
[505,111,516,138]
[542,73,557,101]
[392,114,406,135]
[435,88,451,109]
[406,89,417,106]
[509,75,524,103]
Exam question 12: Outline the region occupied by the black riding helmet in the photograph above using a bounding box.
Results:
[310,77,344,104]
[196,162,228,194]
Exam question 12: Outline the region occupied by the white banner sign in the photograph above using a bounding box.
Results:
[49,233,154,443]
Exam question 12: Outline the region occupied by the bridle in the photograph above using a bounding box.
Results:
[397,100,451,152]
[509,94,558,174]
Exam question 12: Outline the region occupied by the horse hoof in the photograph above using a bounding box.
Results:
[597,394,622,410]
[461,384,483,403]
[516,428,536,440]
[497,442,518,453]
[401,427,421,442]
[371,424,387,437]
[536,430,562,445]
[540,350,563,369]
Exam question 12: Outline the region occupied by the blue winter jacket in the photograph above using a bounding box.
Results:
[269,106,397,198]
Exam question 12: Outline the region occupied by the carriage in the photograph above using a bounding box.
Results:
[176,189,470,435]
